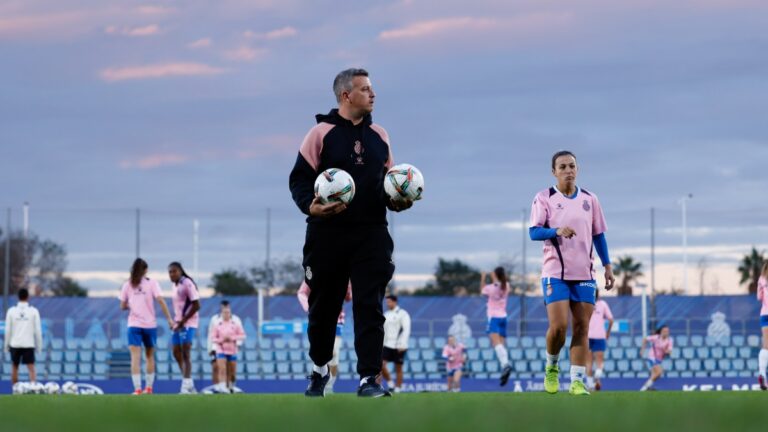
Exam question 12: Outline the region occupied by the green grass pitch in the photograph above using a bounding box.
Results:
[2,392,767,432]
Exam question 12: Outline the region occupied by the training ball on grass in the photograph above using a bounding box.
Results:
[61,381,78,395]
[384,163,424,202]
[314,168,355,205]
[12,382,28,395]
[45,382,61,394]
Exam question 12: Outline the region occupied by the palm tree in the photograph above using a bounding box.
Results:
[613,255,643,296]
[738,247,765,294]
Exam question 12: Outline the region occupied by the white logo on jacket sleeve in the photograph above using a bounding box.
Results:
[305,266,313,281]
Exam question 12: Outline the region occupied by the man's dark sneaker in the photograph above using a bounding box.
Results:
[500,365,513,387]
[305,372,330,397]
[759,375,767,391]
[357,376,392,398]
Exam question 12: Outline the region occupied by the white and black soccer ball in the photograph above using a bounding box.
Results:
[314,168,355,205]
[12,382,28,395]
[384,163,424,202]
[61,381,78,395]
[30,382,46,394]
[44,382,61,395]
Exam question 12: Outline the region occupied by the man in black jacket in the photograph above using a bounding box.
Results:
[289,68,412,397]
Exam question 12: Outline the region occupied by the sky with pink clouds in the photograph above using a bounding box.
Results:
[1,0,768,294]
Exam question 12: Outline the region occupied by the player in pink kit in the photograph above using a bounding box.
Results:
[756,262,768,390]
[119,258,173,395]
[529,151,615,396]
[169,261,201,394]
[442,335,466,392]
[480,267,512,386]
[640,325,673,391]
[298,280,352,394]
[586,290,613,391]
[212,302,246,393]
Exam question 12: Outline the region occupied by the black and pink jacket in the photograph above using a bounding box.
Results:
[289,109,394,226]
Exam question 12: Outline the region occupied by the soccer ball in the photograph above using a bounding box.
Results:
[61,381,78,395]
[44,382,61,395]
[12,382,28,395]
[384,163,424,202]
[314,168,355,205]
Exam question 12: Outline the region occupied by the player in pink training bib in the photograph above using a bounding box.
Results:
[211,302,246,393]
[640,325,673,391]
[480,267,513,387]
[298,280,352,394]
[119,258,173,395]
[168,261,201,394]
[756,262,768,390]
[442,335,466,392]
[529,150,616,396]
[586,290,614,391]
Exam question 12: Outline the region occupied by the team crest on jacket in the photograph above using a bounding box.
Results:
[305,266,313,281]
[353,140,364,165]
[583,200,591,211]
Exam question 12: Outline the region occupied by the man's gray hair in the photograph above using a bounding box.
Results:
[333,68,369,103]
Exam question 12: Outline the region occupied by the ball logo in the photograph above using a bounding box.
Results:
[353,140,364,165]
[305,267,313,281]
[583,200,591,211]
[556,203,564,210]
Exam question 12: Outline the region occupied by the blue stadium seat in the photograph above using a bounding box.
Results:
[524,348,538,360]
[667,371,680,378]
[261,362,276,374]
[675,335,689,347]
[696,347,709,359]
[617,360,629,372]
[289,351,303,362]
[481,349,495,361]
[470,361,484,373]
[244,350,258,361]
[534,337,546,349]
[485,361,499,373]
[434,337,447,347]
[273,339,287,350]
[79,351,93,362]
[529,360,543,373]
[338,362,351,374]
[464,338,477,349]
[51,338,64,349]
[688,359,702,371]
[724,347,737,359]
[64,364,77,375]
[520,337,533,348]
[631,360,645,372]
[710,347,724,359]
[514,360,527,372]
[290,363,304,375]
[425,361,439,373]
[348,351,357,362]
[682,347,695,359]
[111,338,125,350]
[747,359,758,370]
[619,336,632,348]
[506,336,519,348]
[674,359,687,372]
[669,347,681,359]
[259,350,274,361]
[609,348,624,360]
[691,335,704,347]
[604,359,616,372]
[411,361,424,373]
[747,335,760,347]
[739,347,752,359]
[467,349,480,361]
[274,350,289,361]
[94,339,109,350]
[66,339,79,350]
[718,336,731,347]
[276,363,290,375]
[418,337,432,349]
[288,338,301,350]
[622,372,636,378]
[95,351,109,362]
[732,359,746,370]
[258,339,272,350]
[64,351,78,362]
[662,359,672,371]
[478,338,491,349]
[422,349,436,361]
[50,351,63,362]
[158,363,170,374]
[710,371,724,378]
[705,336,718,347]
[155,338,168,349]
[718,359,731,371]
[49,363,62,375]
[509,348,523,360]
[607,337,619,348]
[732,335,745,346]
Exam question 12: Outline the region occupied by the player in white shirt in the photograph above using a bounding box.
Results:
[4,289,43,385]
[207,300,243,389]
[381,295,411,393]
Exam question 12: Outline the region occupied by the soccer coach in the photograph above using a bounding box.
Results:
[289,68,411,397]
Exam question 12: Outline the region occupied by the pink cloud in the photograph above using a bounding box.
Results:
[243,26,298,40]
[223,45,268,62]
[120,153,189,170]
[105,24,160,37]
[0,11,90,39]
[187,37,212,49]
[379,17,497,40]
[99,62,227,82]
[136,5,176,15]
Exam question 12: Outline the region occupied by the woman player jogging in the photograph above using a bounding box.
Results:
[119,258,173,395]
[480,267,513,386]
[529,150,615,395]
[442,335,466,392]
[586,290,613,391]
[169,261,201,394]
[640,325,673,391]
[211,303,246,393]
[756,262,768,390]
